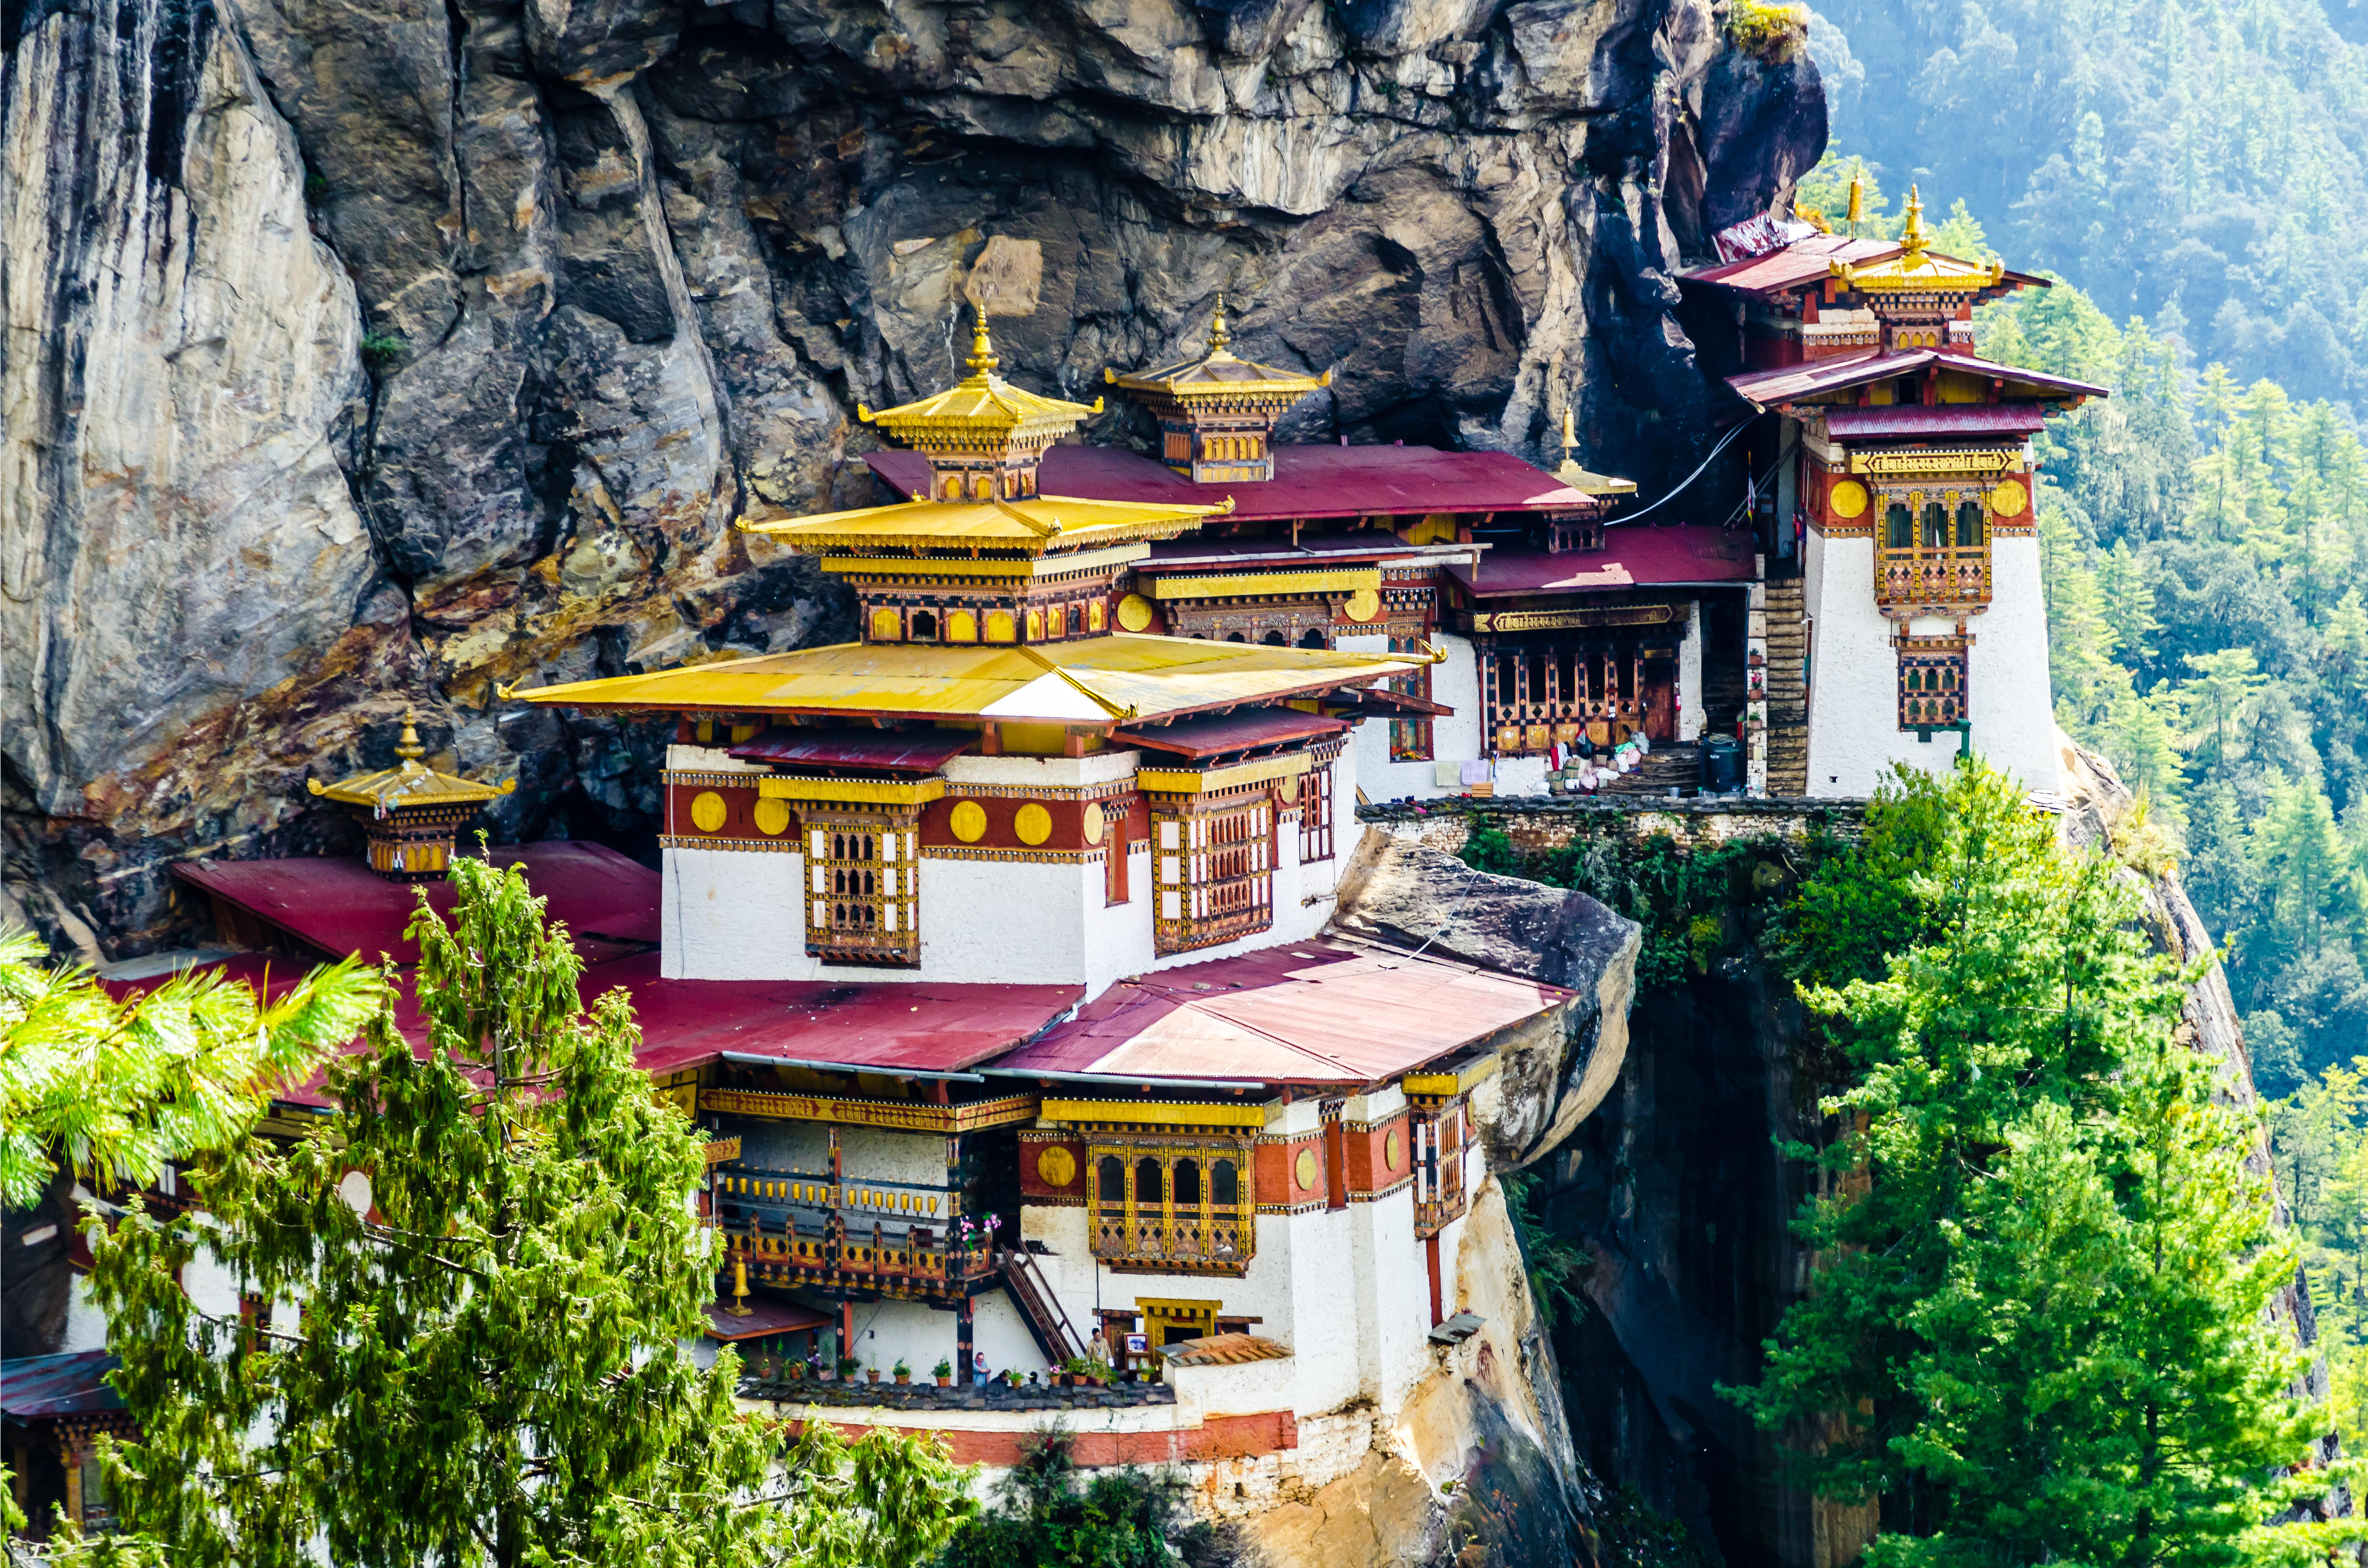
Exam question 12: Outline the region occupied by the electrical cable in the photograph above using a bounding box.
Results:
[1604,411,1764,526]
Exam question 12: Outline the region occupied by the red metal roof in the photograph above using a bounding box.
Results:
[991,937,1572,1086]
[703,1294,835,1341]
[609,955,1079,1078]
[172,842,660,967]
[1680,234,1897,295]
[1112,708,1349,758]
[867,443,1589,523]
[727,728,974,773]
[0,1352,123,1420]
[1824,404,2049,439]
[1447,525,1754,597]
[1681,235,2045,299]
[1727,348,2107,407]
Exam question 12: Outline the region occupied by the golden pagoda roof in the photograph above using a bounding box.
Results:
[858,313,1100,447]
[742,492,1226,557]
[1105,298,1331,401]
[1554,407,1635,497]
[1829,185,2007,293]
[505,636,1427,726]
[308,711,516,810]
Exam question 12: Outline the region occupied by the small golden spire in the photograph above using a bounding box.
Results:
[1901,184,1929,258]
[1208,293,1231,355]
[1560,405,1577,461]
[963,307,1000,378]
[1845,172,1864,234]
[394,708,425,763]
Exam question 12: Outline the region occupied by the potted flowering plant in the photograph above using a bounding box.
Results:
[836,1354,861,1383]
[892,1359,911,1386]
[866,1362,882,1386]
[933,1358,953,1387]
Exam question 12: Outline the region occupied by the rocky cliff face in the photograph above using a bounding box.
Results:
[0,0,1822,955]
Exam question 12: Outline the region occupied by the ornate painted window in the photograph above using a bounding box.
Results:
[1896,636,1970,730]
[1876,486,1992,611]
[1088,1138,1255,1275]
[804,809,921,966]
[1299,763,1334,864]
[1148,787,1274,954]
[1408,1100,1469,1239]
[1388,634,1434,761]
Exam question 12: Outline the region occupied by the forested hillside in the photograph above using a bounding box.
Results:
[1807,0,2368,401]
[1803,1,2368,1454]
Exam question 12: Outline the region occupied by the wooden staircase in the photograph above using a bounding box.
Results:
[1764,577,1810,796]
[1000,1247,1086,1365]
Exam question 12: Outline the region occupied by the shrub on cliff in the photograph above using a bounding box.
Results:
[1731,762,2347,1563]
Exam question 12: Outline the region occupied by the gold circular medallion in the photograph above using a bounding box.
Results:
[1828,478,1869,520]
[1116,593,1156,633]
[1384,1130,1401,1171]
[1295,1149,1319,1192]
[949,800,988,843]
[1082,803,1106,846]
[689,791,727,833]
[752,798,791,836]
[1036,1146,1077,1188]
[1344,588,1380,623]
[1989,478,2028,517]
[1014,803,1053,846]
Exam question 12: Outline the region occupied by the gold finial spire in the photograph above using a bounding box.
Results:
[1560,405,1577,460]
[1207,293,1231,356]
[963,307,1000,379]
[1901,183,1929,258]
[394,707,425,763]
[1845,171,1864,235]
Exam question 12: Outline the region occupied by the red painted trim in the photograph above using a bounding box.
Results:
[787,1409,1298,1467]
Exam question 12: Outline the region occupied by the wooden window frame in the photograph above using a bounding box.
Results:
[1148,785,1274,955]
[1299,763,1334,865]
[803,807,922,967]
[1087,1138,1256,1275]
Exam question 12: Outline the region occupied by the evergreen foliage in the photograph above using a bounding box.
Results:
[0,927,382,1211]
[936,1428,1224,1568]
[1732,764,2339,1561]
[1948,263,2368,1096]
[81,856,974,1568]
[1807,1,2368,401]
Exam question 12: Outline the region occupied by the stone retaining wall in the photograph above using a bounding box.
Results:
[1355,797,1868,859]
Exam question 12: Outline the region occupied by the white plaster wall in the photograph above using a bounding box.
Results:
[665,846,818,981]
[841,1295,969,1380]
[1972,536,2062,790]
[1083,844,1157,999]
[837,1126,952,1189]
[1678,600,1704,742]
[1278,1208,1362,1415]
[915,856,1095,983]
[1803,533,2059,797]
[1018,1204,1106,1345]
[1493,756,1549,798]
[1354,631,1481,803]
[669,744,1354,991]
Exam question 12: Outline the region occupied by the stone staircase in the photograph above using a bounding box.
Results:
[1763,576,1809,796]
[1596,742,1703,797]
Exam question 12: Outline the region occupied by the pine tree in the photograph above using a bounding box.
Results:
[84,857,974,1568]
[1731,765,2327,1560]
[0,929,381,1210]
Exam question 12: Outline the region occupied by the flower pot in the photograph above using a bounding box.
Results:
[894,1372,910,1385]
[936,1375,951,1387]
[866,1369,881,1385]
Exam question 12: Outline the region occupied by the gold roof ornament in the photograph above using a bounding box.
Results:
[1104,297,1332,402]
[856,309,1103,455]
[307,710,516,812]
[307,709,515,882]
[1554,406,1637,497]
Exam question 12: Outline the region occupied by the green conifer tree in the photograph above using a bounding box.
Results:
[84,857,973,1568]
